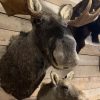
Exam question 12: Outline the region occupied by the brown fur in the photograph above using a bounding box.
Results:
[0,14,78,100]
[37,72,88,100]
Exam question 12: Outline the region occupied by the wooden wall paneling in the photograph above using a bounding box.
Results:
[0,29,19,45]
[80,43,100,56]
[78,55,99,66]
[0,13,32,32]
[45,0,77,6]
[83,88,100,100]
[45,65,100,78]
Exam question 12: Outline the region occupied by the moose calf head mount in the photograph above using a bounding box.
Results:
[37,71,88,100]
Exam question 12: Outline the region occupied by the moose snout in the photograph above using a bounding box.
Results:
[53,49,79,69]
[67,53,79,67]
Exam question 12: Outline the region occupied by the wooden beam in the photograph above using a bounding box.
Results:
[46,65,100,78]
[0,29,19,46]
[80,43,100,56]
[78,55,99,66]
[83,88,100,100]
[45,0,77,6]
[0,13,32,32]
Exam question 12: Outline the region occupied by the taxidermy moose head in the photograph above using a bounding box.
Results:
[0,1,80,99]
[0,0,99,99]
[37,71,88,100]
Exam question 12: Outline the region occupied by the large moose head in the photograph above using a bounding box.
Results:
[0,0,99,99]
[37,71,88,100]
[0,1,79,99]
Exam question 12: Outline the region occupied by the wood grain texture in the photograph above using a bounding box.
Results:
[45,0,77,6]
[78,55,99,66]
[46,65,100,78]
[83,88,100,100]
[0,13,32,32]
[80,43,100,56]
[0,29,19,45]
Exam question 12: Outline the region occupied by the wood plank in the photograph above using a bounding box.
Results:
[0,13,32,32]
[83,88,100,100]
[0,87,16,100]
[73,66,100,77]
[79,55,99,66]
[0,29,19,45]
[80,43,100,56]
[46,65,100,78]
[45,0,78,6]
[42,77,100,90]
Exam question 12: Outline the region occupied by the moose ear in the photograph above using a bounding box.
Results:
[59,4,73,20]
[64,71,74,80]
[50,71,59,85]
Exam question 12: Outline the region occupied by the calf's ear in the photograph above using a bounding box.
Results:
[64,71,74,80]
[50,71,59,85]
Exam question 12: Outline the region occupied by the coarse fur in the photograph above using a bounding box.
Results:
[0,14,78,100]
[37,71,88,100]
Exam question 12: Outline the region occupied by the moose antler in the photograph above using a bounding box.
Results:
[39,0,100,27]
[68,0,100,27]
